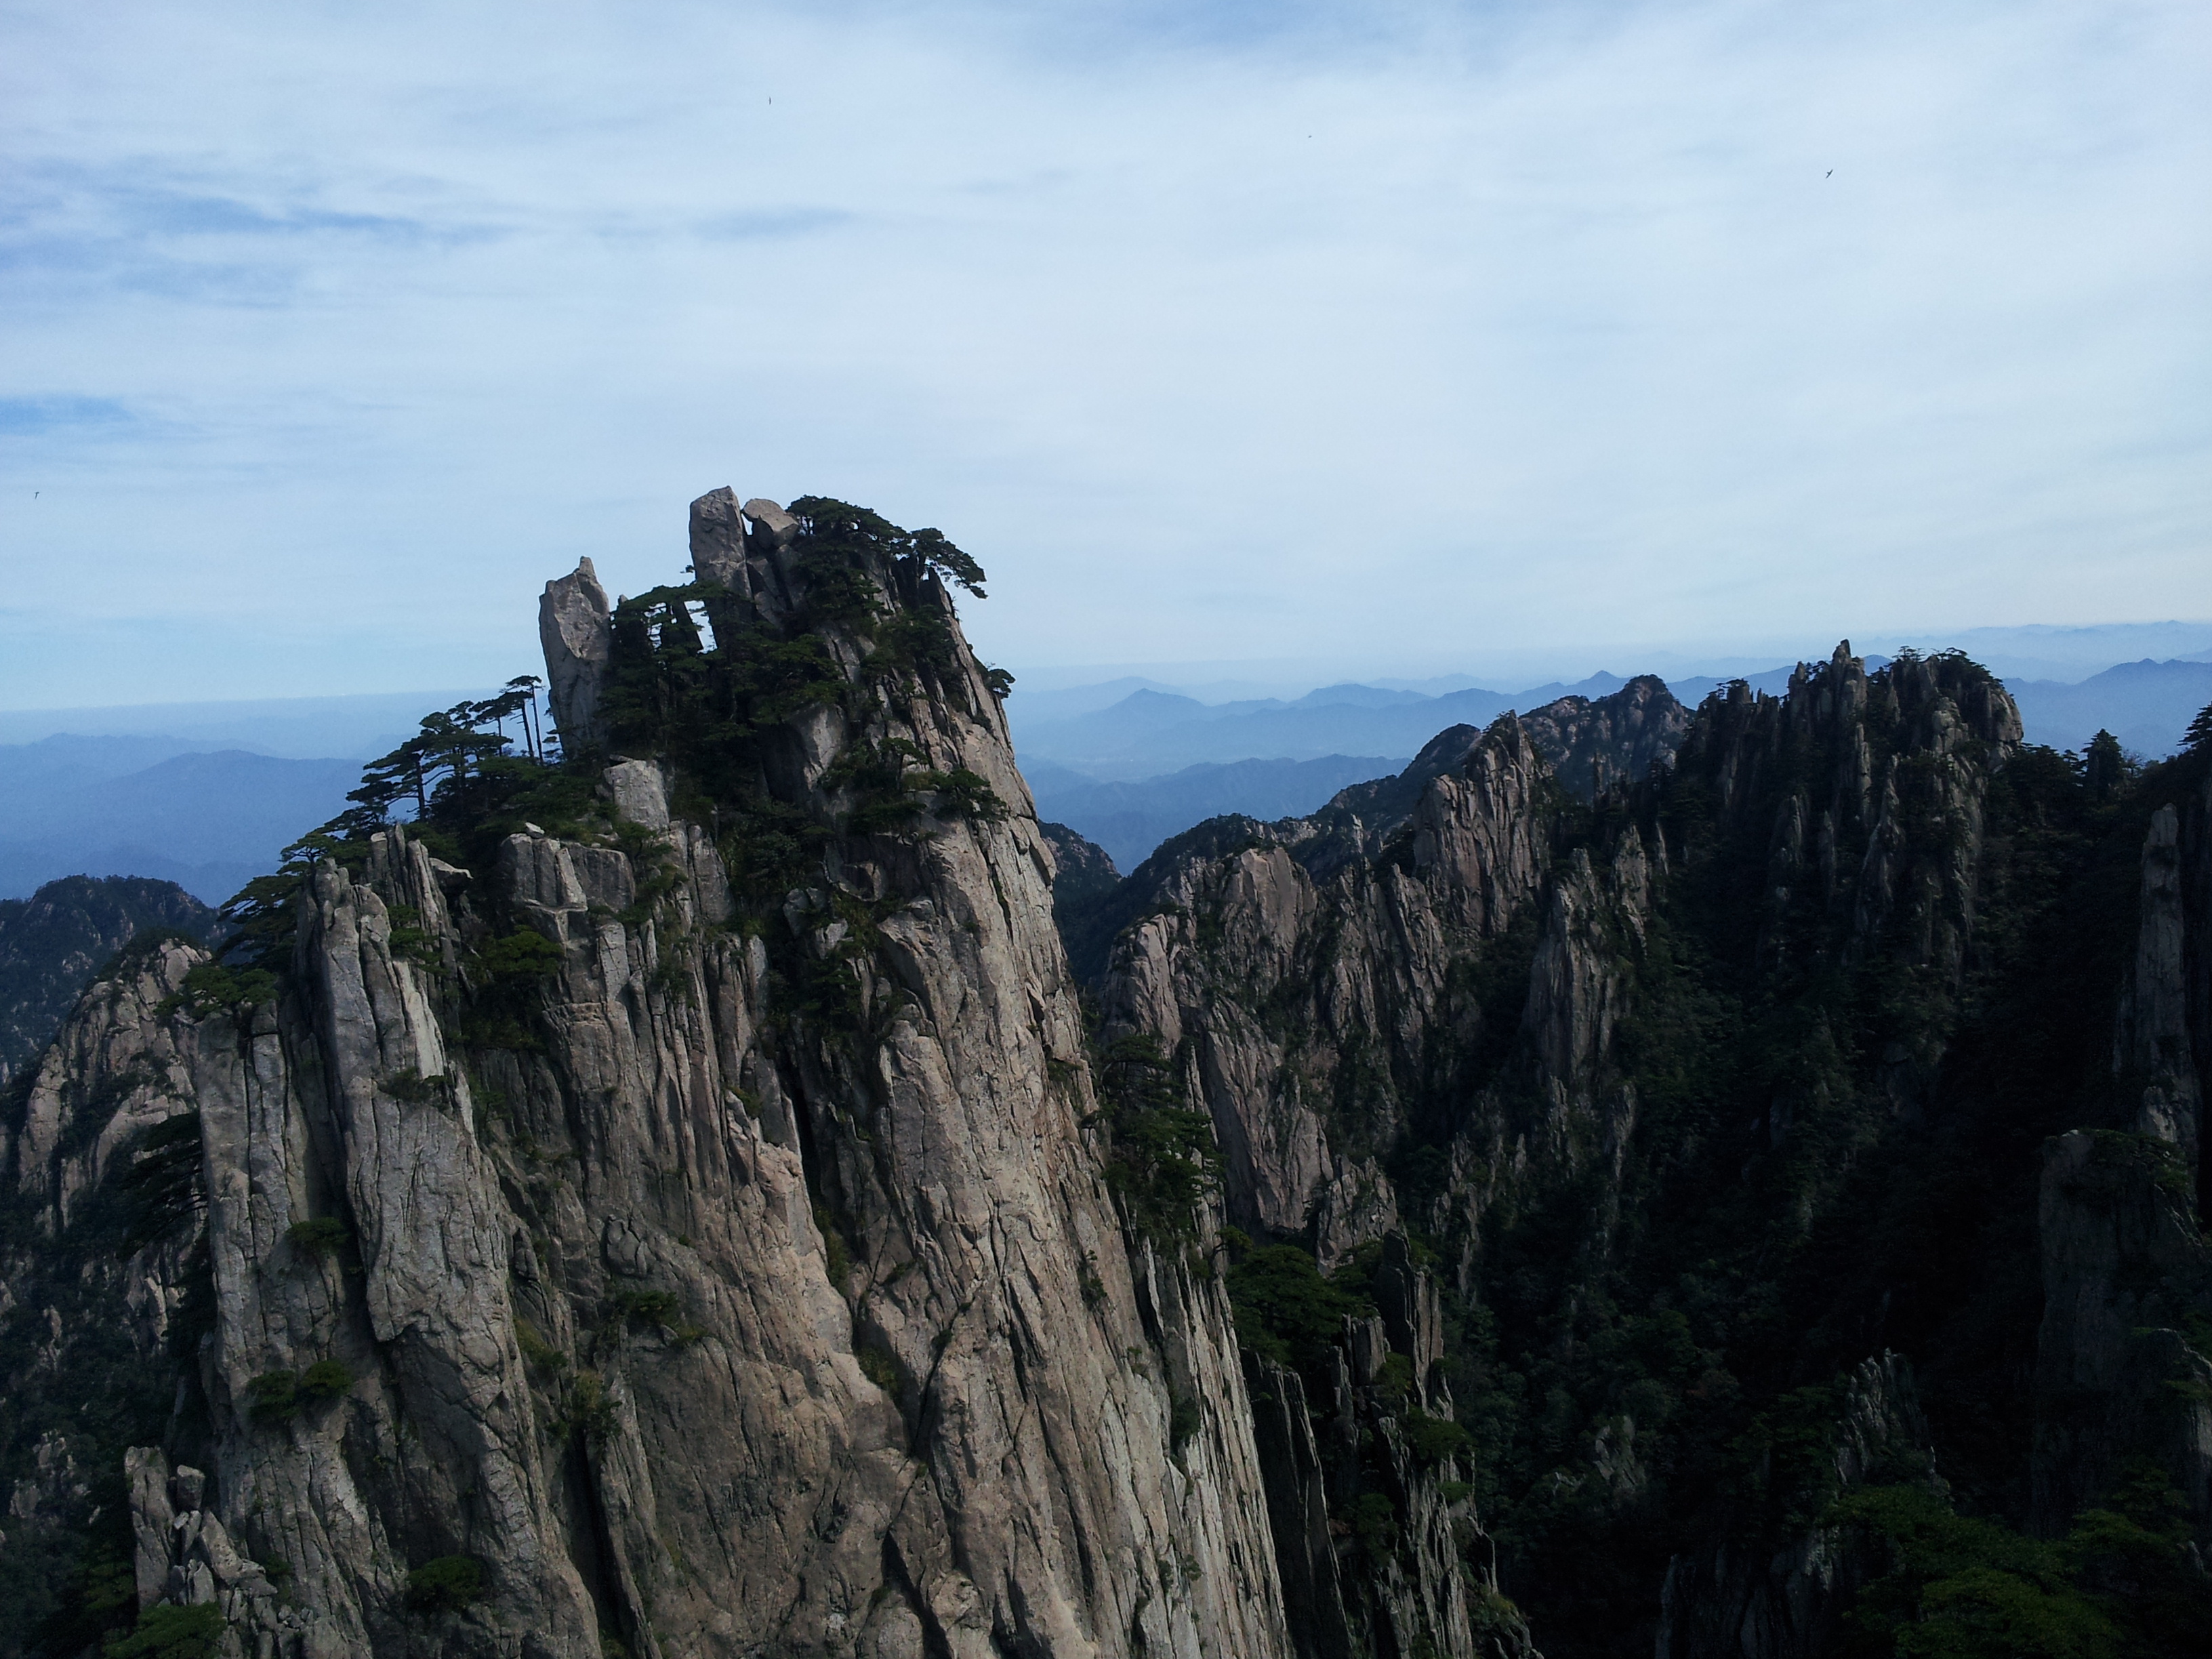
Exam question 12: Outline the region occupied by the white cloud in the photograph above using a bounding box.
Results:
[0,0,2206,704]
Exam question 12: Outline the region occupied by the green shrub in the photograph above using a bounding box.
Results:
[609,1289,684,1330]
[116,1111,205,1258]
[857,1345,901,1393]
[298,1359,353,1402]
[247,1369,299,1422]
[1832,1485,2120,1658]
[515,1317,567,1372]
[1170,1396,1202,1451]
[287,1216,349,1258]
[385,904,436,964]
[246,1359,350,1420]
[464,929,563,1048]
[1095,1035,1218,1242]
[922,766,1010,823]
[380,1067,448,1105]
[1374,1351,1415,1404]
[1226,1244,1372,1376]
[570,1370,617,1439]
[473,928,562,985]
[1403,1411,1473,1467]
[156,963,279,1019]
[403,1555,484,1614]
[104,1604,223,1659]
[813,1203,852,1287]
[1347,1492,1398,1561]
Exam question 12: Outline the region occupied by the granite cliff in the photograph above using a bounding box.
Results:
[1074,646,2211,1656]
[3,493,2207,1659]
[0,495,1304,1659]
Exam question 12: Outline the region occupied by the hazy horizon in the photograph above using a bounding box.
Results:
[3,616,2208,757]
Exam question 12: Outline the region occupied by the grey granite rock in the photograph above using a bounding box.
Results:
[539,556,613,750]
[602,757,671,830]
[743,496,801,547]
[0,495,1296,1658]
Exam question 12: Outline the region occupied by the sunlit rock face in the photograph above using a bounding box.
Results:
[0,492,1294,1659]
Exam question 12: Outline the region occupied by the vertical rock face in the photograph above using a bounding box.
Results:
[1093,644,2066,1656]
[538,557,613,750]
[1666,642,2021,991]
[2030,765,2212,1546]
[1101,717,1559,1265]
[0,491,1291,1659]
[2114,797,2207,1165]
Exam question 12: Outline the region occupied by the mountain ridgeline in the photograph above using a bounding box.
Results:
[0,491,2205,1659]
[0,877,227,1086]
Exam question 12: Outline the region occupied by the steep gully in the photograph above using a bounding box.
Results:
[0,489,2205,1658]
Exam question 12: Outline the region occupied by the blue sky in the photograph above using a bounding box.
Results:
[2,0,2207,707]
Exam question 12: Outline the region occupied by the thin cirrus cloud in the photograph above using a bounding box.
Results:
[0,0,2206,708]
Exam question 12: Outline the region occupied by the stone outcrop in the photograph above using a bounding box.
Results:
[1101,717,1559,1265]
[1515,673,1688,800]
[0,489,1292,1658]
[743,496,801,548]
[0,874,223,1084]
[2028,764,2212,1549]
[125,1448,300,1637]
[2114,790,2210,1170]
[1039,821,1116,891]
[537,556,612,750]
[1244,1237,1537,1659]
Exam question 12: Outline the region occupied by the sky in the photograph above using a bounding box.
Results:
[3,0,2208,709]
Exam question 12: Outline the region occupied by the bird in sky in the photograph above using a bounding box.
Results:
[1826,169,1834,177]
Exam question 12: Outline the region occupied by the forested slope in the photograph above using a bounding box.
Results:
[1083,644,2211,1657]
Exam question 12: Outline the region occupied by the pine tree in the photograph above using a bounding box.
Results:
[2183,700,2212,756]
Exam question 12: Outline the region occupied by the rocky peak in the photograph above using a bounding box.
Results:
[1515,672,1689,800]
[537,555,612,746]
[0,874,224,1085]
[0,489,1297,1659]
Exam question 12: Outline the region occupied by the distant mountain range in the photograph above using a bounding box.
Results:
[2005,658,2212,756]
[0,735,358,902]
[1009,672,1645,779]
[1,649,2206,907]
[0,688,500,760]
[1012,656,2212,777]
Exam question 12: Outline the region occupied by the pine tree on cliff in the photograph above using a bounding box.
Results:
[2184,699,2212,755]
